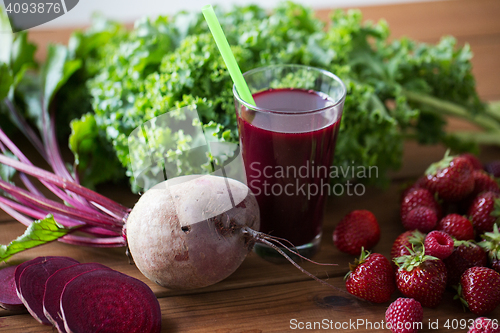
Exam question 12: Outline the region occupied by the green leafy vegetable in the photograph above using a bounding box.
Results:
[0,64,13,100]
[0,215,73,262]
[5,2,499,192]
[40,45,82,110]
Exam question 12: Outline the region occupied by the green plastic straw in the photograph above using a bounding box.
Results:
[202,5,255,106]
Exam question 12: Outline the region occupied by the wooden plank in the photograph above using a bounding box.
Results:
[1,278,498,332]
[0,180,406,295]
[468,42,500,101]
[318,0,500,101]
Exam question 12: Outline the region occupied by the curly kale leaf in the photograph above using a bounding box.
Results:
[63,2,488,191]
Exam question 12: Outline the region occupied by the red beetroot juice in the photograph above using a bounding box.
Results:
[237,88,340,246]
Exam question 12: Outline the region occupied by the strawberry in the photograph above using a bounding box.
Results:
[401,188,441,222]
[391,230,426,260]
[394,248,447,308]
[436,213,475,240]
[345,250,395,303]
[485,160,500,178]
[444,240,487,287]
[459,171,500,213]
[385,298,423,333]
[478,224,500,273]
[461,153,484,171]
[468,191,500,234]
[458,266,500,315]
[424,230,454,260]
[468,317,500,333]
[400,176,427,200]
[471,170,500,196]
[423,151,475,202]
[333,210,380,256]
[402,206,438,233]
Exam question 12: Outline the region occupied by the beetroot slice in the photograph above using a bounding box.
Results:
[18,257,80,325]
[14,256,78,293]
[0,266,25,311]
[61,270,161,333]
[43,263,111,333]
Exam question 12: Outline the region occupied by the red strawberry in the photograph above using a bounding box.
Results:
[333,210,380,256]
[391,230,426,260]
[459,171,500,213]
[394,249,447,308]
[424,230,454,260]
[401,188,441,222]
[468,317,500,333]
[458,266,500,315]
[436,214,475,240]
[468,191,500,234]
[461,153,484,171]
[485,160,500,178]
[478,224,500,273]
[471,170,500,196]
[424,151,474,202]
[401,177,427,200]
[402,206,438,233]
[444,240,487,287]
[345,250,395,303]
[385,298,423,333]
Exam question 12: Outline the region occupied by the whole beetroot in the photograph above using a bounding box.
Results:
[126,175,260,290]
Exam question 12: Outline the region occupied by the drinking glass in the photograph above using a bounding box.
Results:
[233,64,346,261]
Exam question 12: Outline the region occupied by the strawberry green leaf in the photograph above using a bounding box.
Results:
[395,245,439,271]
[0,215,73,262]
[409,230,426,245]
[479,224,500,260]
[425,149,454,175]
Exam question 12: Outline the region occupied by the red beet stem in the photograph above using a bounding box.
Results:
[42,110,74,182]
[3,99,48,162]
[0,178,122,227]
[0,129,99,213]
[0,201,34,227]
[0,153,129,218]
[59,235,126,247]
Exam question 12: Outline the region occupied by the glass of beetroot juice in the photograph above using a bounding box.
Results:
[233,64,346,261]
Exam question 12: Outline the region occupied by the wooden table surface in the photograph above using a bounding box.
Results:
[1,0,500,331]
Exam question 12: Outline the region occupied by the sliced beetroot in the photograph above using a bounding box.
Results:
[14,256,78,293]
[0,266,25,311]
[43,263,111,333]
[61,270,161,333]
[17,257,80,325]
